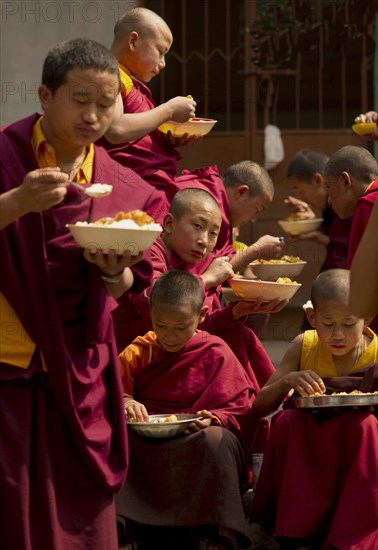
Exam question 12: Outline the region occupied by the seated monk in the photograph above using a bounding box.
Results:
[251,269,378,550]
[116,270,257,550]
[113,188,287,454]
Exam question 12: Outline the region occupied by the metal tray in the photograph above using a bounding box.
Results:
[291,393,378,409]
[127,413,203,438]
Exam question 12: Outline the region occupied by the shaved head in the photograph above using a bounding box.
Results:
[222,160,274,199]
[311,269,350,309]
[324,145,377,184]
[150,271,204,314]
[113,7,172,44]
[169,188,221,219]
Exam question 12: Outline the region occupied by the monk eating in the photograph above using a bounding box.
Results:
[251,269,378,550]
[117,270,256,550]
[0,37,167,549]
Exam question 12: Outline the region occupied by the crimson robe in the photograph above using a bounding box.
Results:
[346,177,378,333]
[320,206,352,270]
[251,365,378,549]
[0,113,163,549]
[98,77,235,257]
[116,330,255,548]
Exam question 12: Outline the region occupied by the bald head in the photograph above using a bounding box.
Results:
[169,188,221,220]
[113,7,172,45]
[311,269,350,309]
[222,160,274,199]
[324,145,378,185]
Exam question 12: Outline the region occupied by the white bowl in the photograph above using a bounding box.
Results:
[248,260,307,281]
[66,224,161,255]
[278,218,323,235]
[127,414,203,439]
[158,117,217,137]
[228,277,301,302]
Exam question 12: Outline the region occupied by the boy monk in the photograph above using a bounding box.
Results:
[0,38,166,549]
[323,145,378,332]
[284,148,352,270]
[251,269,378,550]
[100,7,284,261]
[117,270,256,550]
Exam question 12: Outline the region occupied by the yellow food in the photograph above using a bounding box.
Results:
[94,210,155,227]
[153,414,178,423]
[258,255,302,264]
[285,211,314,221]
[276,277,298,284]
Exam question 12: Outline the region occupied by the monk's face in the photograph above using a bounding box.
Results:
[127,26,173,82]
[163,200,221,265]
[151,301,203,352]
[39,67,119,151]
[324,172,357,219]
[229,188,272,227]
[306,299,366,358]
[288,175,328,211]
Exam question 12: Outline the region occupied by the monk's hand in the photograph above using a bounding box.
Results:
[295,230,329,247]
[201,256,235,288]
[124,397,149,423]
[231,298,289,319]
[284,196,316,219]
[166,96,196,122]
[184,410,215,434]
[83,248,144,275]
[18,167,68,213]
[248,235,285,261]
[354,110,377,123]
[165,131,202,148]
[285,370,326,397]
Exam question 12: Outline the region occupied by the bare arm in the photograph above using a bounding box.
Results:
[350,199,378,318]
[230,235,285,273]
[252,334,325,417]
[104,94,196,144]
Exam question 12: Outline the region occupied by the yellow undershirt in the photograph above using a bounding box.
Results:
[0,117,94,368]
[119,64,134,99]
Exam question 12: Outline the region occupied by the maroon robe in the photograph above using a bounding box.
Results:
[346,177,378,333]
[116,331,255,547]
[251,365,378,549]
[98,77,234,257]
[0,113,163,549]
[320,206,352,270]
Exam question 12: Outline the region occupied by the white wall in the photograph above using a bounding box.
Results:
[1,0,137,125]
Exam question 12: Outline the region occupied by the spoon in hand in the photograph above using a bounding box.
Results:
[69,181,113,198]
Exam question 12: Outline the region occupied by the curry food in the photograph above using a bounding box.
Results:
[285,211,315,221]
[75,210,162,231]
[257,255,302,264]
[276,277,298,284]
[152,414,178,423]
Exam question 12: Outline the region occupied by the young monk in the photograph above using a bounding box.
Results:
[251,269,378,550]
[323,145,378,331]
[0,38,166,550]
[284,148,352,270]
[117,270,256,550]
[100,8,284,261]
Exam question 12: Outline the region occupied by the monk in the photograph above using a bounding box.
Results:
[117,270,256,550]
[323,145,378,332]
[251,269,378,550]
[284,148,352,271]
[0,38,165,550]
[100,8,284,261]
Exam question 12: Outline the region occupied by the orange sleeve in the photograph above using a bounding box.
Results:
[118,343,147,396]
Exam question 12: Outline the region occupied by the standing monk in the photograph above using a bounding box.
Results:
[0,38,163,550]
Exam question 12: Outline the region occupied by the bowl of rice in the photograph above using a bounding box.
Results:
[66,210,162,254]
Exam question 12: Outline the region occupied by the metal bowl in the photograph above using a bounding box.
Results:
[127,413,203,439]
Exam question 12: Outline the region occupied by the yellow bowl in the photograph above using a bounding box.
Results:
[228,277,301,303]
[158,117,217,137]
[352,122,376,136]
[248,260,307,281]
[278,218,323,236]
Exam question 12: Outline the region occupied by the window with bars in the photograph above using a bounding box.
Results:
[146,0,376,131]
